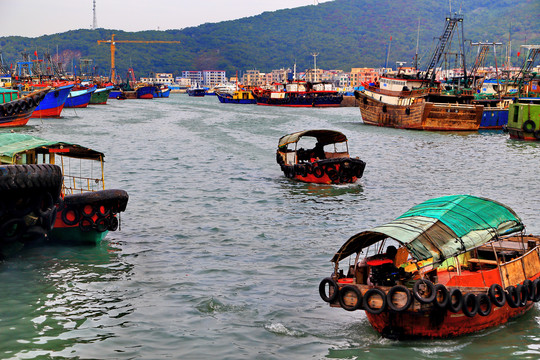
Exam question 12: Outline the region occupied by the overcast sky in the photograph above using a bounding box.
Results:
[1,0,333,38]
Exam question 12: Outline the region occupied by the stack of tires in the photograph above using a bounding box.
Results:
[319,277,540,316]
[0,164,63,256]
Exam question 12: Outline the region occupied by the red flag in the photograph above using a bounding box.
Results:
[517,51,521,57]
[34,50,38,57]
[10,63,12,69]
[390,36,392,41]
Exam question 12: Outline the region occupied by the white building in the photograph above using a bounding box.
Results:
[202,70,226,88]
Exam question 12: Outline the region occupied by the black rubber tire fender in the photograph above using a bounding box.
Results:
[319,277,339,303]
[523,279,534,301]
[363,288,387,315]
[447,288,463,313]
[413,279,436,304]
[517,284,528,306]
[433,283,450,309]
[523,120,536,132]
[534,130,540,140]
[35,191,54,218]
[533,278,540,302]
[61,206,80,226]
[462,293,479,317]
[95,216,110,232]
[79,215,95,232]
[0,217,26,242]
[108,215,119,231]
[4,102,14,116]
[338,285,363,311]
[477,293,492,316]
[488,283,506,307]
[312,165,324,178]
[505,285,520,308]
[386,285,412,312]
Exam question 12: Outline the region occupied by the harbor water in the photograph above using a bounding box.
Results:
[1,95,539,359]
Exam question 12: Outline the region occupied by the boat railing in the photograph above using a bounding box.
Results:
[63,174,104,194]
[365,85,428,98]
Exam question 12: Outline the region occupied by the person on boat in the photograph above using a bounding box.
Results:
[311,141,325,160]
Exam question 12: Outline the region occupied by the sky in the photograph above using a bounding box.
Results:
[1,0,333,38]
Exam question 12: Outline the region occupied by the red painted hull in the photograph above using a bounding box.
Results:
[31,104,65,118]
[366,302,534,339]
[138,94,153,99]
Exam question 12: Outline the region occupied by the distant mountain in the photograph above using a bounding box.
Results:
[0,0,538,79]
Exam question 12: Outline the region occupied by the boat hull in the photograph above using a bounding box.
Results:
[50,189,129,244]
[356,90,483,131]
[187,89,206,97]
[254,91,343,107]
[65,89,94,108]
[507,103,540,141]
[480,108,509,129]
[0,90,47,127]
[217,93,256,104]
[136,86,156,99]
[30,84,73,118]
[89,88,112,105]
[279,158,366,185]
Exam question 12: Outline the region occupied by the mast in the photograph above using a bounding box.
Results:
[414,20,420,70]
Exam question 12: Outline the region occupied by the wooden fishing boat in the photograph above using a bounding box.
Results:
[29,84,74,118]
[0,133,129,244]
[506,102,540,141]
[0,87,49,127]
[89,86,113,105]
[217,89,256,104]
[276,130,366,184]
[252,81,343,107]
[0,164,63,258]
[65,87,96,108]
[320,195,540,339]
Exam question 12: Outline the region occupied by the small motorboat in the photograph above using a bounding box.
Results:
[276,129,366,184]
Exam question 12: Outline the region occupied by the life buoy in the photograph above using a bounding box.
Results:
[488,283,506,307]
[523,120,536,132]
[108,215,119,231]
[477,293,492,316]
[433,284,449,308]
[339,285,363,311]
[61,206,80,226]
[462,293,479,317]
[386,285,412,312]
[523,279,534,301]
[319,277,339,303]
[505,285,520,308]
[362,288,387,314]
[79,215,94,232]
[517,284,528,306]
[413,279,436,304]
[447,288,463,313]
[533,278,540,302]
[313,165,324,178]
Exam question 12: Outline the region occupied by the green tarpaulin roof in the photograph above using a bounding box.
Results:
[0,133,104,163]
[331,195,524,263]
[278,129,347,147]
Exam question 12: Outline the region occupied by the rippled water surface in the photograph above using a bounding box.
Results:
[1,95,539,359]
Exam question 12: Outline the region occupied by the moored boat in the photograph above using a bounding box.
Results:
[135,85,156,99]
[65,87,96,108]
[89,86,113,105]
[276,130,366,184]
[216,89,256,104]
[29,84,74,118]
[154,84,171,98]
[252,81,343,107]
[320,195,540,339]
[0,87,49,127]
[506,102,540,141]
[187,84,206,97]
[0,133,129,244]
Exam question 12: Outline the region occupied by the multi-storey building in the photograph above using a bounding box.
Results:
[140,73,174,84]
[202,70,226,88]
[182,71,203,86]
[242,70,261,87]
[350,67,379,87]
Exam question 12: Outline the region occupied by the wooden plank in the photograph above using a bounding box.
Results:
[468,258,499,265]
[523,249,540,279]
[501,259,526,285]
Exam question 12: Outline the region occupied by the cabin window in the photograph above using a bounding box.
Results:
[513,106,519,123]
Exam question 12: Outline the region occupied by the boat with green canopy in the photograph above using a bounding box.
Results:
[320,195,540,339]
[0,133,128,244]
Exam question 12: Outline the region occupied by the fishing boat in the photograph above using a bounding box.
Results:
[64,87,96,108]
[0,87,49,127]
[135,84,156,99]
[187,84,206,97]
[506,102,540,141]
[0,133,129,244]
[29,84,74,118]
[216,89,256,104]
[0,163,63,258]
[252,81,343,107]
[320,195,540,339]
[89,86,113,105]
[154,84,171,98]
[276,130,366,184]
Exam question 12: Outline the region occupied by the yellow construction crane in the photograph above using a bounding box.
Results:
[97,34,181,83]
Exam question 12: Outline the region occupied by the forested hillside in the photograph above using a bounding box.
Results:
[0,0,538,78]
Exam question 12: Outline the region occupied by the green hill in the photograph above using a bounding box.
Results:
[0,0,538,79]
